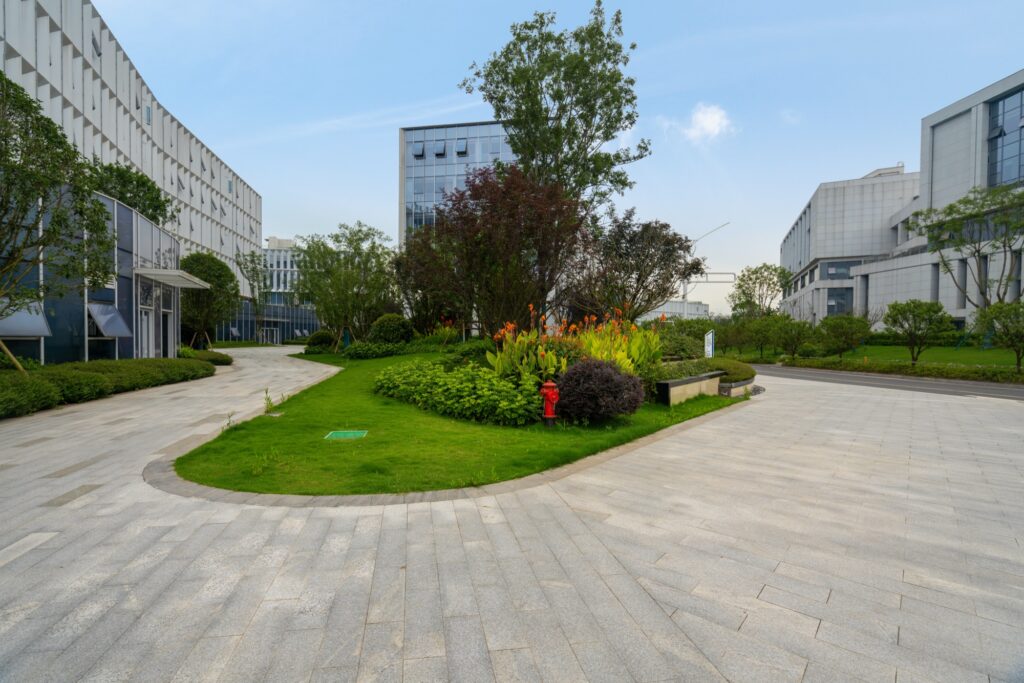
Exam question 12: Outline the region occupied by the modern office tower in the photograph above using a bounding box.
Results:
[398,121,514,246]
[0,0,262,277]
[779,166,920,322]
[780,68,1024,326]
[215,237,320,344]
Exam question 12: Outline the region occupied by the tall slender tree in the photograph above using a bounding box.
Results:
[236,250,271,343]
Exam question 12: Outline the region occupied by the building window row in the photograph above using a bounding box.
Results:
[988,88,1024,187]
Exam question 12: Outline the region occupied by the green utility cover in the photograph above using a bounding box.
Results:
[324,430,368,440]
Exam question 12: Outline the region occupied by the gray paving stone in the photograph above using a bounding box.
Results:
[444,615,494,683]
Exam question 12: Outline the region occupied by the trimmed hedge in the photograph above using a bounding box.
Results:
[342,342,405,359]
[0,358,217,419]
[707,358,757,383]
[306,329,337,349]
[867,330,968,347]
[781,357,1024,383]
[374,360,541,426]
[0,372,61,417]
[194,350,233,366]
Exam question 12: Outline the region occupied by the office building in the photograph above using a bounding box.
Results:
[780,69,1024,325]
[216,237,320,344]
[398,121,514,246]
[639,300,711,321]
[1,0,262,279]
[0,196,207,364]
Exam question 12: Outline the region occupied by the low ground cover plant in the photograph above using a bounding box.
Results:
[194,350,233,365]
[0,357,216,419]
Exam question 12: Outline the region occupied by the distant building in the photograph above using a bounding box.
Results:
[398,121,514,247]
[780,69,1024,326]
[215,237,319,343]
[638,300,711,321]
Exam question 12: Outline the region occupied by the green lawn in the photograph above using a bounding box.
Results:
[174,353,742,495]
[834,345,1017,366]
[210,341,275,349]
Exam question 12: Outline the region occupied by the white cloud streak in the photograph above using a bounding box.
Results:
[658,103,735,144]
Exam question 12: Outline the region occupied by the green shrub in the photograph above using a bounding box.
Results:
[707,358,756,383]
[35,366,114,403]
[375,360,541,426]
[639,359,711,399]
[661,333,704,359]
[342,342,405,359]
[0,372,61,418]
[367,314,414,344]
[302,345,330,355]
[557,359,644,424]
[437,339,496,370]
[306,329,339,349]
[797,342,825,358]
[781,357,1024,383]
[0,354,42,371]
[194,350,233,365]
[177,345,196,358]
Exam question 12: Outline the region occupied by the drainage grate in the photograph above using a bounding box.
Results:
[324,430,368,440]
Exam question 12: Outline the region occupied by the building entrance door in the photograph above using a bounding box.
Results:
[161,313,170,357]
[139,309,154,358]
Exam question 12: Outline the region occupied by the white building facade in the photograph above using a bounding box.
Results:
[781,69,1024,326]
[638,299,711,322]
[1,0,261,278]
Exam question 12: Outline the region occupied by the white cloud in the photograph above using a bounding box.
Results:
[780,108,802,125]
[659,103,735,144]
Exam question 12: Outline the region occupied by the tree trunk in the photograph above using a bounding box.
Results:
[0,339,27,375]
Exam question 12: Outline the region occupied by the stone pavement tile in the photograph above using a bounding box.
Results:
[815,621,987,683]
[367,564,405,624]
[516,609,589,683]
[403,656,449,683]
[637,577,746,631]
[38,607,139,682]
[497,554,549,611]
[169,635,240,682]
[672,610,807,683]
[758,585,897,644]
[112,637,198,683]
[774,562,902,610]
[474,582,528,652]
[356,620,403,683]
[568,641,634,683]
[489,648,541,683]
[404,588,446,660]
[309,665,358,683]
[219,599,302,682]
[264,628,326,683]
[538,579,605,645]
[438,560,478,618]
[443,615,495,683]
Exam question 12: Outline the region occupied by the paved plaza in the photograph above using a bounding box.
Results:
[1,347,1023,682]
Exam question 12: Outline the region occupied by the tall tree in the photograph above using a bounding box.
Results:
[88,161,179,226]
[180,252,240,348]
[236,250,271,343]
[728,263,792,317]
[1,70,115,373]
[882,299,955,365]
[566,208,704,320]
[461,0,649,211]
[772,314,816,358]
[974,301,1024,373]
[910,185,1024,309]
[294,222,397,351]
[404,166,582,337]
[818,315,871,358]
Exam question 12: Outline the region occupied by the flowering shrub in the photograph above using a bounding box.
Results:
[574,311,662,376]
[375,360,541,425]
[487,305,573,383]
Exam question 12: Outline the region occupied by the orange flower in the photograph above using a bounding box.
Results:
[660,313,667,322]
[630,324,638,332]
[528,303,534,312]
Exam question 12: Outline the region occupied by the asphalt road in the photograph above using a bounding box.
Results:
[754,363,1024,401]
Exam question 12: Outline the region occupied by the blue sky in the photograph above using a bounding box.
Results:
[96,0,1023,313]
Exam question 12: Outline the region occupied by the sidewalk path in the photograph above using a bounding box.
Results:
[1,348,1022,682]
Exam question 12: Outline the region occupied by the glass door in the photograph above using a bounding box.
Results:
[139,309,154,358]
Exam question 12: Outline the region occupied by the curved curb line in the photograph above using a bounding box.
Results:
[144,397,754,508]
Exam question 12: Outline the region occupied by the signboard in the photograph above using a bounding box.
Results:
[704,330,715,358]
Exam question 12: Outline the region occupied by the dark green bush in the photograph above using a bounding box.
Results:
[375,360,540,426]
[342,342,405,359]
[302,345,330,355]
[367,314,414,344]
[0,354,42,371]
[707,358,756,383]
[35,367,114,403]
[437,339,497,368]
[177,345,196,358]
[194,350,233,365]
[0,372,61,418]
[306,329,338,349]
[797,342,825,358]
[557,359,644,424]
[781,357,1024,383]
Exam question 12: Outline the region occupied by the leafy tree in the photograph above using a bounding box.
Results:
[974,301,1024,373]
[180,252,240,348]
[1,70,115,373]
[404,166,582,336]
[882,299,955,365]
[88,160,180,226]
[393,248,457,335]
[715,318,748,354]
[819,315,871,358]
[910,185,1024,309]
[728,263,792,317]
[236,250,271,343]
[746,315,778,359]
[294,222,397,351]
[773,314,816,358]
[566,208,704,321]
[461,0,649,211]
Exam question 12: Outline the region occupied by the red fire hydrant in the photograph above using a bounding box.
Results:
[539,380,559,427]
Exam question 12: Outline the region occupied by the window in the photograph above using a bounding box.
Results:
[988,88,1024,187]
[826,287,853,316]
[412,141,425,158]
[823,260,861,279]
[228,179,234,193]
[456,138,468,156]
[434,140,446,158]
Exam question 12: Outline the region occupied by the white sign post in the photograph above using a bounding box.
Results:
[704,330,715,358]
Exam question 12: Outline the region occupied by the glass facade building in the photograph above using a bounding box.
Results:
[987,88,1024,187]
[398,121,515,245]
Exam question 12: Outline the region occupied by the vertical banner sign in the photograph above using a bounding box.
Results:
[704,330,715,358]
